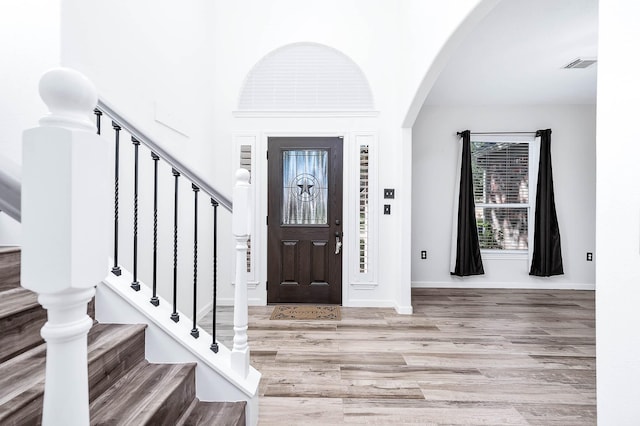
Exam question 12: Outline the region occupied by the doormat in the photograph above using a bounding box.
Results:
[270,305,341,321]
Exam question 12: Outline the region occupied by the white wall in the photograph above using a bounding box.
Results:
[59,0,490,310]
[61,0,222,317]
[61,0,216,194]
[596,0,640,423]
[205,0,484,311]
[0,0,61,245]
[412,104,596,289]
[398,0,499,126]
[205,0,405,308]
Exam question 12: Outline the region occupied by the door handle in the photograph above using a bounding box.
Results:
[335,233,342,255]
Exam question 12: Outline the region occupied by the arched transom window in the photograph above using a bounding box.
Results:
[238,42,374,112]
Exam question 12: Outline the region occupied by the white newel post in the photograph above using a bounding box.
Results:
[21,68,108,426]
[231,168,251,378]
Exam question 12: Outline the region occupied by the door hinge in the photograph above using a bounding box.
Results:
[266,150,268,160]
[266,215,268,225]
[266,281,268,290]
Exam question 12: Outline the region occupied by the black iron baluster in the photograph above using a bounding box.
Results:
[171,169,180,323]
[94,109,102,135]
[150,152,160,306]
[191,184,200,339]
[131,137,140,291]
[111,122,122,276]
[210,198,219,353]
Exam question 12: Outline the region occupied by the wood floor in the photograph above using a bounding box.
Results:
[228,288,595,425]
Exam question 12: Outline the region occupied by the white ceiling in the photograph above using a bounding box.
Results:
[425,0,598,106]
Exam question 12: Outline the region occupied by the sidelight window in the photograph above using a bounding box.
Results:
[240,144,252,272]
[359,145,369,273]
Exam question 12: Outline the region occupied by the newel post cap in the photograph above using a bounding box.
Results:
[235,168,250,185]
[38,67,97,132]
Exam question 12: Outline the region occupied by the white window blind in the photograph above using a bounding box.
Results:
[359,145,369,273]
[240,145,252,177]
[238,43,374,111]
[240,144,252,272]
[471,140,529,251]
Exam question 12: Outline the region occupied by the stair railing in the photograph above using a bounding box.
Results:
[0,154,21,222]
[21,67,253,424]
[94,91,250,369]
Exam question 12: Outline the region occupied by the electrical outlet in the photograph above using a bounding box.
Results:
[384,189,395,199]
[384,204,391,215]
[421,250,427,260]
[586,252,593,261]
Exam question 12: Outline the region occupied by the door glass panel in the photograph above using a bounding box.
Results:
[282,149,328,225]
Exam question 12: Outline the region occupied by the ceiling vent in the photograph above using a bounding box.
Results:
[563,58,597,69]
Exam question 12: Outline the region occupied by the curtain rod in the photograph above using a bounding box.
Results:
[456,131,537,136]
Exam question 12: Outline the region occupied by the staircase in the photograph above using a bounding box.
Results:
[0,247,246,425]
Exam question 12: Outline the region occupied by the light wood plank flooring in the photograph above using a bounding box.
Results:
[199,306,235,349]
[206,288,596,425]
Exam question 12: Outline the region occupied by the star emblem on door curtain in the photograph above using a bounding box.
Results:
[297,180,314,195]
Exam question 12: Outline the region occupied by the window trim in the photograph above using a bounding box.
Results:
[349,133,378,288]
[470,133,537,257]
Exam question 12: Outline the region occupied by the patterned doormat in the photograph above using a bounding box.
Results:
[270,305,341,321]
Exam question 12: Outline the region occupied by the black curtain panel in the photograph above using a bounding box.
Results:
[452,130,484,276]
[530,129,564,276]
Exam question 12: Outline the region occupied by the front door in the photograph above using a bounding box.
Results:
[267,137,343,304]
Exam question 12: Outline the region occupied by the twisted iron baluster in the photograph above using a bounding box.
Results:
[150,152,160,306]
[191,184,200,339]
[171,169,180,323]
[131,137,140,291]
[111,122,122,276]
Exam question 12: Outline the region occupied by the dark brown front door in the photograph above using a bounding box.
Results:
[267,137,343,304]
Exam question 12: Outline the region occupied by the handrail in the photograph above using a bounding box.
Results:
[96,99,233,211]
[0,155,21,222]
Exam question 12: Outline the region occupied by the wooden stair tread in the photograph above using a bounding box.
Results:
[0,250,248,425]
[86,323,148,401]
[87,323,146,355]
[0,287,46,363]
[0,344,46,421]
[0,287,39,319]
[182,401,247,426]
[90,362,196,426]
[0,247,20,254]
[0,323,147,424]
[0,247,20,291]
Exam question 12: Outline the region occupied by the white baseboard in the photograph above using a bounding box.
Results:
[197,302,213,321]
[411,281,595,290]
[344,299,395,308]
[218,297,264,306]
[394,303,413,315]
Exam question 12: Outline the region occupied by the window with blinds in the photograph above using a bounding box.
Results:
[359,145,369,272]
[471,140,529,251]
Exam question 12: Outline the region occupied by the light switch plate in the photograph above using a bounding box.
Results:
[384,189,395,199]
[384,204,391,215]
